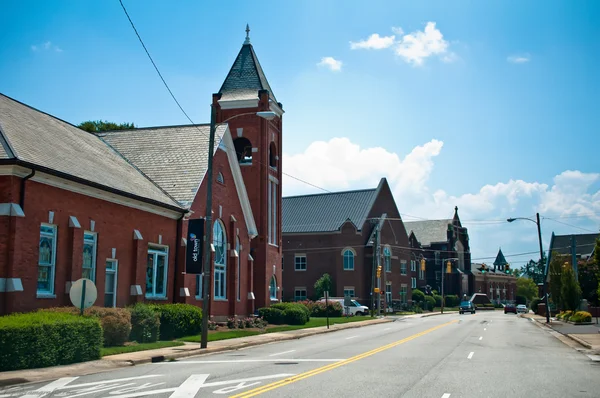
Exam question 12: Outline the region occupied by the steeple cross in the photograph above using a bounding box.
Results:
[244,24,251,44]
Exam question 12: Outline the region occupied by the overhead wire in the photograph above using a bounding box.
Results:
[542,217,598,233]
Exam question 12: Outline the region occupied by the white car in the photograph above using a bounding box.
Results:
[516,304,528,314]
[319,298,370,316]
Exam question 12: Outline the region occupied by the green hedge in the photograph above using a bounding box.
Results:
[0,312,102,371]
[150,304,202,340]
[129,303,160,343]
[297,300,343,317]
[424,296,436,311]
[259,303,310,325]
[433,295,442,307]
[412,289,425,303]
[530,298,541,313]
[444,295,459,307]
[258,307,285,324]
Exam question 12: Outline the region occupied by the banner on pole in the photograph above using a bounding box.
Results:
[186,218,205,274]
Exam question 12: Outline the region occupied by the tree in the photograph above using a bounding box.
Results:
[578,259,598,305]
[313,273,333,300]
[561,262,582,311]
[549,251,565,307]
[516,277,538,302]
[78,120,136,133]
[520,253,546,284]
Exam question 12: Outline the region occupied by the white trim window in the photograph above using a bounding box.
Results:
[295,255,307,271]
[268,179,278,245]
[343,287,355,298]
[411,277,417,289]
[104,259,118,307]
[82,232,97,282]
[195,273,203,299]
[343,249,354,270]
[410,260,416,272]
[146,245,168,298]
[269,276,277,301]
[400,285,408,304]
[213,220,227,300]
[294,288,307,302]
[386,282,392,304]
[384,247,391,272]
[236,237,241,301]
[38,224,57,295]
[400,260,407,275]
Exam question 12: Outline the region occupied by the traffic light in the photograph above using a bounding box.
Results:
[446,260,452,274]
[420,258,426,271]
[376,265,382,278]
[479,263,487,274]
[374,287,380,293]
[505,264,511,274]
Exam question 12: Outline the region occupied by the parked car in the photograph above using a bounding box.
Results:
[504,304,517,314]
[318,298,370,316]
[516,304,528,314]
[459,301,476,314]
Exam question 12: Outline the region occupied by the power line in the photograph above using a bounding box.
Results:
[543,217,598,233]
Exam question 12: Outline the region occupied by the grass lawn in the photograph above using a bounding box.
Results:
[396,311,416,315]
[433,307,460,312]
[180,330,262,343]
[101,341,184,357]
[265,316,368,333]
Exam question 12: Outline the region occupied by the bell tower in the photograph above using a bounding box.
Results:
[213,26,284,309]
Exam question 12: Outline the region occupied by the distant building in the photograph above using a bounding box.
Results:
[281,178,413,309]
[406,207,472,298]
[472,249,517,303]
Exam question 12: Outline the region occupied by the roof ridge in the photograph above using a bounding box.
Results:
[97,123,210,134]
[0,119,17,159]
[283,187,377,200]
[248,44,277,103]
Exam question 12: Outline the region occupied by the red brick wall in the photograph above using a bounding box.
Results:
[2,176,180,315]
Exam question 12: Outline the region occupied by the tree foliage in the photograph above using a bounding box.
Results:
[549,251,565,307]
[520,253,546,284]
[313,273,333,300]
[78,120,136,133]
[412,289,425,303]
[561,262,582,311]
[578,260,598,305]
[516,277,538,302]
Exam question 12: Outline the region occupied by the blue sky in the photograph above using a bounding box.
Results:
[1,1,599,266]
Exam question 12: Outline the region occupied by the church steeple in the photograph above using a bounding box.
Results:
[493,248,508,271]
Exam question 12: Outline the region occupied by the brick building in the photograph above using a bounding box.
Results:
[281,178,413,308]
[472,249,517,303]
[406,207,473,298]
[0,30,282,319]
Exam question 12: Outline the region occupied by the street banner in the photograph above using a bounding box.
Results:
[186,218,205,274]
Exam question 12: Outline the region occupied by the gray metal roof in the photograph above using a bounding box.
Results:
[282,188,378,233]
[550,233,599,257]
[404,220,452,246]
[219,43,277,103]
[100,124,227,208]
[0,94,182,209]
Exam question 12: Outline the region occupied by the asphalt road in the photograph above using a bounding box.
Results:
[1,311,598,398]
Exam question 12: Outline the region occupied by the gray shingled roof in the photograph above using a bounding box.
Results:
[550,233,599,257]
[100,124,227,208]
[0,94,182,209]
[282,188,378,233]
[219,43,277,103]
[404,220,452,246]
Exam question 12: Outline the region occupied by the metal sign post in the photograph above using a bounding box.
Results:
[325,291,330,329]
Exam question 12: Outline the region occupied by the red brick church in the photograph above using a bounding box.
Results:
[0,29,282,319]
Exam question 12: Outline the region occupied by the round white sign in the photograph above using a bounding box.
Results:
[69,278,97,310]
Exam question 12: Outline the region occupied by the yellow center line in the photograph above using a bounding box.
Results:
[229,319,458,398]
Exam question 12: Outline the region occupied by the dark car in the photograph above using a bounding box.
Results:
[504,304,517,314]
[459,301,476,314]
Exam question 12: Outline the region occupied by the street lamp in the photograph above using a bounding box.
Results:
[200,107,277,349]
[507,213,549,323]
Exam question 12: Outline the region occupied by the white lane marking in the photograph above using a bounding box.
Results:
[346,335,359,340]
[169,374,208,398]
[170,359,345,364]
[484,328,487,331]
[468,352,474,359]
[384,328,391,331]
[20,377,79,397]
[479,336,483,341]
[108,374,295,398]
[59,375,162,389]
[269,350,295,357]
[442,394,451,398]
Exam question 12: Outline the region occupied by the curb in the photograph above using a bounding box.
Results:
[421,311,458,318]
[565,334,593,350]
[113,318,396,366]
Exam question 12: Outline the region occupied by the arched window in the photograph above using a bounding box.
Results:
[213,220,227,299]
[384,246,391,272]
[269,142,277,168]
[233,137,253,164]
[343,249,355,270]
[216,172,224,184]
[269,275,277,301]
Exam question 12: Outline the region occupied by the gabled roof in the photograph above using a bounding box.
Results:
[549,233,599,257]
[218,41,277,103]
[404,220,452,246]
[282,184,381,234]
[99,124,227,208]
[493,248,508,267]
[0,93,182,210]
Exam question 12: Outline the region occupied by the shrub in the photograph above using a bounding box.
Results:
[208,320,218,330]
[253,317,268,329]
[444,295,459,307]
[562,310,574,321]
[433,295,442,307]
[412,289,425,303]
[570,311,592,323]
[272,302,310,320]
[227,318,237,329]
[151,304,202,340]
[129,303,160,343]
[530,298,541,313]
[424,296,436,311]
[299,300,343,317]
[283,307,308,325]
[0,312,102,371]
[258,307,285,324]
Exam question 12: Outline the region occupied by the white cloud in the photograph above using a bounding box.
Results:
[395,22,450,66]
[44,41,52,50]
[349,22,453,66]
[350,34,396,50]
[31,41,62,53]
[31,45,38,51]
[317,57,343,72]
[507,54,531,64]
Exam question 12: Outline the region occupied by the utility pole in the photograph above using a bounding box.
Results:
[535,213,550,324]
[441,260,445,314]
[376,224,382,316]
[370,221,377,316]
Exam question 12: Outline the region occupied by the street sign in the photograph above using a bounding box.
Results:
[343,296,352,307]
[186,218,205,274]
[69,278,97,313]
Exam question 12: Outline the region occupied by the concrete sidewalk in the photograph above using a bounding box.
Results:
[0,316,396,386]
[521,313,600,351]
